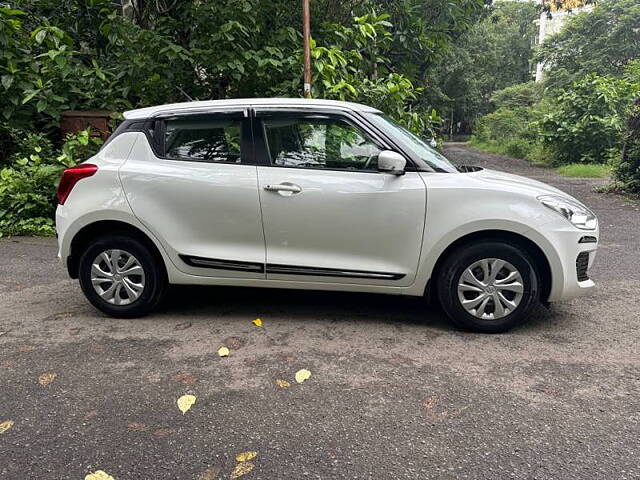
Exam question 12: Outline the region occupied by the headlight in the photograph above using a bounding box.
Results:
[538,195,597,230]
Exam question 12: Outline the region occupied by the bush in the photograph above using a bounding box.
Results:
[473,107,532,142]
[503,138,533,159]
[539,74,640,164]
[525,142,554,166]
[0,129,102,236]
[491,82,543,110]
[612,98,640,193]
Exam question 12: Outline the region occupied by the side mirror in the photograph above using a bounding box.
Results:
[377,150,406,175]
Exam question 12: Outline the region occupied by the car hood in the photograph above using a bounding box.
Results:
[467,167,575,200]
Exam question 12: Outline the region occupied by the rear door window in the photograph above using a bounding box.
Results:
[164,114,243,163]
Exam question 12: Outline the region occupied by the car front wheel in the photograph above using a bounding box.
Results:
[437,241,539,333]
[78,234,166,318]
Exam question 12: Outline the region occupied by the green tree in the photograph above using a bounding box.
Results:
[537,0,640,91]
[425,1,539,133]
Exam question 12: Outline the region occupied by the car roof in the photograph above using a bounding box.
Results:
[123,98,381,119]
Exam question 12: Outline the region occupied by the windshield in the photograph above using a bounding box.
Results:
[364,113,458,173]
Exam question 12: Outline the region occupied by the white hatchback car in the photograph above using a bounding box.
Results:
[55,99,598,332]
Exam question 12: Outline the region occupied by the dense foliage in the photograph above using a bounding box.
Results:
[0,129,102,235]
[471,0,640,192]
[0,0,489,235]
[539,74,640,164]
[537,0,640,91]
[424,1,539,133]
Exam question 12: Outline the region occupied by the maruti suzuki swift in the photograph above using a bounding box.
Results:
[55,98,598,332]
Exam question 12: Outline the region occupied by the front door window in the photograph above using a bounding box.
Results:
[263,116,382,171]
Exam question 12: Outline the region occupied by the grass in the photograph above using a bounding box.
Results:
[469,138,612,176]
[555,163,611,178]
[467,138,505,155]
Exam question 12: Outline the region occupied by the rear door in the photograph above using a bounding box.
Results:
[253,108,427,287]
[120,109,266,278]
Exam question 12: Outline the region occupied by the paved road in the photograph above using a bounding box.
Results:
[1,143,639,479]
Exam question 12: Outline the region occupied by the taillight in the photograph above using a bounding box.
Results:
[56,164,98,205]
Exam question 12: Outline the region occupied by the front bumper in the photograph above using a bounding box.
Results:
[527,218,599,302]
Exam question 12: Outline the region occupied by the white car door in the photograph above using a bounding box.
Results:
[254,109,427,287]
[120,109,266,278]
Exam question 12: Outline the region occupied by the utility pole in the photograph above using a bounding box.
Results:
[302,0,312,98]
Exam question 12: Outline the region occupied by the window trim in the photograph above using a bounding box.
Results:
[252,107,418,173]
[105,109,255,165]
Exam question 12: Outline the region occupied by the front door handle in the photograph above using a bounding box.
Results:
[264,183,302,194]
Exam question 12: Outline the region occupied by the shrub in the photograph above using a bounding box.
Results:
[0,129,102,236]
[491,82,543,110]
[539,74,640,164]
[525,142,554,166]
[473,107,532,142]
[612,98,640,193]
[503,138,533,159]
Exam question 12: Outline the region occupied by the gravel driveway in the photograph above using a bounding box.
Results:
[0,143,639,479]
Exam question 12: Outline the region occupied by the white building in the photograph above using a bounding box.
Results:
[535,1,594,81]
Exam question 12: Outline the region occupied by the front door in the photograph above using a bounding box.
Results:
[120,110,266,278]
[254,110,426,286]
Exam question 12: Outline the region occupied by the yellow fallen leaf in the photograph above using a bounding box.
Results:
[218,346,229,357]
[230,462,254,479]
[0,420,14,434]
[177,394,196,414]
[295,368,311,384]
[252,318,262,327]
[85,471,115,480]
[275,379,291,388]
[38,372,57,386]
[236,451,258,462]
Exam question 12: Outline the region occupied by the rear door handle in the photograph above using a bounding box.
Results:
[264,183,302,194]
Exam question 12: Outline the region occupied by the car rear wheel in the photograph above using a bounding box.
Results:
[78,234,166,318]
[437,241,539,333]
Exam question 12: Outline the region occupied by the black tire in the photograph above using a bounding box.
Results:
[78,234,167,318]
[436,241,539,333]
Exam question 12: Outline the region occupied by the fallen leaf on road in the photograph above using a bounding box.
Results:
[18,345,35,352]
[85,471,114,480]
[127,422,149,432]
[38,372,57,386]
[252,318,262,327]
[218,346,230,357]
[199,466,222,480]
[230,462,254,479]
[177,394,196,414]
[83,410,98,422]
[0,420,14,434]
[153,427,174,437]
[173,373,198,386]
[223,336,245,349]
[236,451,258,462]
[275,379,291,388]
[175,321,192,330]
[88,343,108,353]
[295,369,311,384]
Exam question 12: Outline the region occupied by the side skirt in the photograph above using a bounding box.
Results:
[178,255,405,280]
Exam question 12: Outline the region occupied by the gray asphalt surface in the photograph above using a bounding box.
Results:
[1,143,639,479]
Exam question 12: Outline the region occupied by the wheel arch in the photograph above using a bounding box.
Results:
[67,219,167,280]
[425,229,552,305]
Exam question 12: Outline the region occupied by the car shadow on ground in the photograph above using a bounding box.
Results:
[159,284,556,334]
